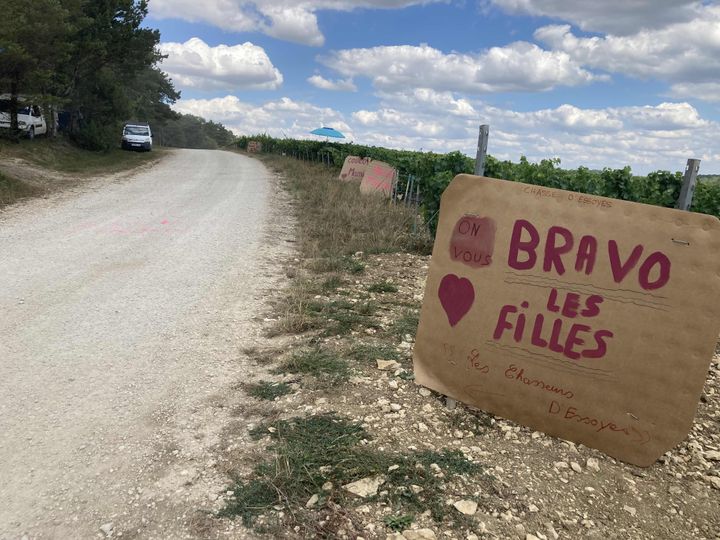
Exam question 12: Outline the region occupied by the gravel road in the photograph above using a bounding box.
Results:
[0,149,290,539]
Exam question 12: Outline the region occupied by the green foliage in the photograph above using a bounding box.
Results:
[222,414,485,531]
[157,113,235,149]
[368,281,399,293]
[1,0,185,150]
[384,514,414,531]
[239,135,720,235]
[245,381,293,401]
[275,347,351,381]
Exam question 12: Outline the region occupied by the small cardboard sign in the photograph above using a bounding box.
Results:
[360,161,396,196]
[247,141,262,153]
[413,174,720,466]
[339,156,371,182]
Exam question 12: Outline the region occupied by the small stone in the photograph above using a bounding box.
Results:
[386,534,405,540]
[454,430,464,439]
[467,535,479,540]
[453,500,478,515]
[388,380,399,390]
[100,523,114,536]
[410,484,424,494]
[586,457,600,472]
[704,476,720,490]
[570,462,582,473]
[418,422,429,433]
[528,503,539,513]
[526,535,541,540]
[343,476,385,498]
[402,529,437,540]
[704,450,720,461]
[623,505,637,516]
[377,360,401,371]
[553,461,568,469]
[322,481,333,491]
[418,387,432,397]
[306,494,319,507]
[390,403,402,411]
[388,465,400,472]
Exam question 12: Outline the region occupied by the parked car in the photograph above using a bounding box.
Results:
[121,123,152,151]
[0,95,48,138]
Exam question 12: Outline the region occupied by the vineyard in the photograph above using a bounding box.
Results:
[237,135,720,233]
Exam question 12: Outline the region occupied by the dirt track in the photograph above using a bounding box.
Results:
[0,149,288,539]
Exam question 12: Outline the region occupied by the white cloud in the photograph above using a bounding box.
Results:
[319,42,604,94]
[173,93,720,174]
[150,0,442,47]
[172,95,353,139]
[669,82,720,103]
[159,38,283,91]
[490,0,703,35]
[308,75,357,92]
[533,5,720,94]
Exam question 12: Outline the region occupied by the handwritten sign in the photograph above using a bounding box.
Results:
[247,141,262,153]
[339,156,371,182]
[413,174,720,466]
[360,161,396,196]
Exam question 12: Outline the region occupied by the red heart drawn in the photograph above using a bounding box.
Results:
[438,274,475,327]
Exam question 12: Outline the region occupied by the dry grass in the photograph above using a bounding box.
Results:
[0,171,44,208]
[259,154,432,258]
[0,137,163,175]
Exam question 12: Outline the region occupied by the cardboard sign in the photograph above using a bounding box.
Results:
[339,156,371,182]
[360,161,396,196]
[413,174,720,467]
[247,141,262,153]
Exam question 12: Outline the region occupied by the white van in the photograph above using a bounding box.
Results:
[0,96,48,138]
[121,123,152,151]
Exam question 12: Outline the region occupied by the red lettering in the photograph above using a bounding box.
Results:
[563,324,590,360]
[546,289,561,313]
[549,400,561,414]
[531,314,548,347]
[580,295,604,317]
[508,220,539,270]
[561,292,581,318]
[575,235,597,275]
[543,226,574,274]
[549,318,564,353]
[582,330,614,359]
[638,251,671,290]
[493,305,517,340]
[608,240,643,283]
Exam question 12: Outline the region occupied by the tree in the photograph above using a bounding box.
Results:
[0,0,71,137]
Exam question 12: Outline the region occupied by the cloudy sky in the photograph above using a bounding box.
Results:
[148,0,720,174]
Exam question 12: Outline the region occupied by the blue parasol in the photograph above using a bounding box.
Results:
[310,127,345,139]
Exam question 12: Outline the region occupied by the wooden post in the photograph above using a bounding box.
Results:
[677,159,701,211]
[474,124,489,176]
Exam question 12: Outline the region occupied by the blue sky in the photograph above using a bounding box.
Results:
[147,1,720,174]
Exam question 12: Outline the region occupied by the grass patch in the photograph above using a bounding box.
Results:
[391,310,420,339]
[275,347,351,382]
[308,255,365,275]
[305,298,379,336]
[267,280,323,337]
[320,275,345,293]
[0,137,162,175]
[0,171,44,208]
[384,514,414,532]
[259,155,432,258]
[245,381,293,401]
[346,342,401,365]
[368,280,399,293]
[221,414,485,532]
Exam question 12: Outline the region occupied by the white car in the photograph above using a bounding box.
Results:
[121,124,153,151]
[0,96,48,138]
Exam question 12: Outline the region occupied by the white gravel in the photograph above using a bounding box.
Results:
[0,149,289,538]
